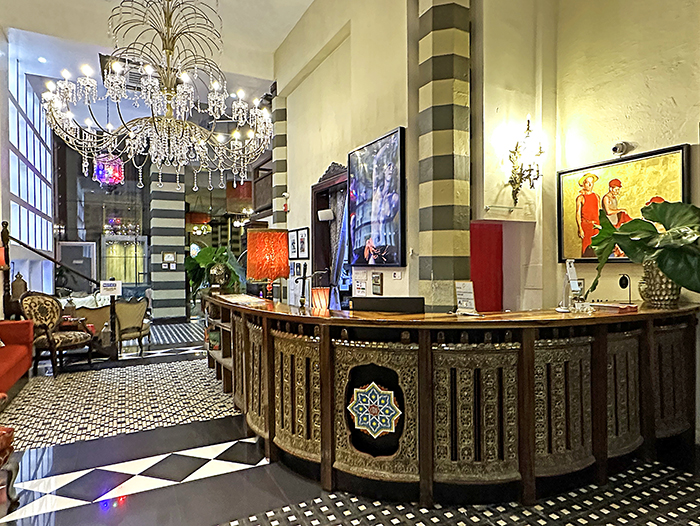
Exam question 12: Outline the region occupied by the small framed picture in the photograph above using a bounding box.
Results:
[162,251,177,263]
[289,230,298,260]
[290,263,295,277]
[298,227,309,259]
[295,263,302,276]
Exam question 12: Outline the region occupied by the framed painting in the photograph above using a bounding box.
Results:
[288,230,298,260]
[558,144,690,262]
[297,227,310,259]
[348,127,406,267]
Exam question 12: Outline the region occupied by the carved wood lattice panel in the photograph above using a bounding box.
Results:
[333,340,419,482]
[272,329,322,462]
[433,342,520,483]
[652,323,691,438]
[534,336,594,477]
[607,330,642,457]
[246,321,267,438]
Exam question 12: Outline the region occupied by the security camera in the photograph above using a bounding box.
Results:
[612,142,634,156]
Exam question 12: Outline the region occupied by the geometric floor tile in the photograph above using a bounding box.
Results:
[14,469,93,494]
[216,442,266,465]
[0,359,240,450]
[178,441,238,460]
[222,461,700,526]
[6,438,269,524]
[0,494,87,524]
[139,454,209,482]
[96,475,177,501]
[100,454,170,475]
[54,469,134,502]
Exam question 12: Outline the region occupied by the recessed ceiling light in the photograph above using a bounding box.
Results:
[37,57,47,63]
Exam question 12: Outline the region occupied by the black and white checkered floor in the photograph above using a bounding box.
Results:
[3,437,267,524]
[223,461,700,526]
[0,360,239,450]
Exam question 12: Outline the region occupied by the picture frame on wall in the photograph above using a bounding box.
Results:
[557,144,690,262]
[289,230,298,260]
[297,227,310,259]
[348,127,406,267]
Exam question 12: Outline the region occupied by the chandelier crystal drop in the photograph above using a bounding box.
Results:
[42,0,273,192]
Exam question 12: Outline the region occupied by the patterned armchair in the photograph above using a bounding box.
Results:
[20,292,93,376]
[115,298,150,356]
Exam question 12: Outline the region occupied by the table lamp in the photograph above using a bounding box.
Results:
[247,229,289,299]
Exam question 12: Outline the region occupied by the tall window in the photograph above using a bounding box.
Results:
[8,58,53,253]
[7,53,54,294]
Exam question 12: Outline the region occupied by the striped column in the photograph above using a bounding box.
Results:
[150,167,187,321]
[272,95,288,228]
[418,1,471,312]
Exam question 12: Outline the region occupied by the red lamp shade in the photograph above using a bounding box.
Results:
[247,229,290,283]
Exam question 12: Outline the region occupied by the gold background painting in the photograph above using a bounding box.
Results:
[560,150,684,260]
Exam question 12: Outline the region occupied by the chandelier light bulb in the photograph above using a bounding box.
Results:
[236,89,245,100]
[180,72,191,82]
[262,108,269,118]
[38,57,47,64]
[80,64,94,77]
[45,80,56,92]
[65,111,74,120]
[247,130,254,139]
[253,98,260,107]
[217,133,226,143]
[111,61,124,73]
[106,123,114,131]
[84,118,93,127]
[212,80,220,90]
[233,130,241,140]
[144,64,154,76]
[61,69,71,79]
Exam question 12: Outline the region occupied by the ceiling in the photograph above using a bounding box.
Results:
[5,0,316,81]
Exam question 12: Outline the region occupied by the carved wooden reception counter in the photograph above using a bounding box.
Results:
[202,294,698,505]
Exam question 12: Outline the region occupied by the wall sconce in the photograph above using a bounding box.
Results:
[508,116,544,205]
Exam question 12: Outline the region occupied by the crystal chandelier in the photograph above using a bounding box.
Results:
[41,0,273,192]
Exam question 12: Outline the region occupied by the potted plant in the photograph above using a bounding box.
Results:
[185,246,245,301]
[585,201,700,308]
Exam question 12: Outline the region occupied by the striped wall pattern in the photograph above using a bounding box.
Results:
[150,167,187,321]
[418,0,471,312]
[271,96,288,228]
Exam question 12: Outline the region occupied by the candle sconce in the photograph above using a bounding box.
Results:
[508,117,544,206]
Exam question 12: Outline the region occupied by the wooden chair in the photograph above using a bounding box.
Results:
[115,298,150,356]
[20,292,93,376]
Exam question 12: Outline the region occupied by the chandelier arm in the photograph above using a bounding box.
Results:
[115,101,136,134]
[176,33,220,65]
[86,103,115,136]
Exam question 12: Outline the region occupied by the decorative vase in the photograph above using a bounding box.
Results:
[209,263,231,288]
[638,260,681,309]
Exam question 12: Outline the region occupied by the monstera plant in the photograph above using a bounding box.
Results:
[585,201,700,304]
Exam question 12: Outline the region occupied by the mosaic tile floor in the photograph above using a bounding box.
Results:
[149,321,205,347]
[223,461,700,526]
[0,360,239,450]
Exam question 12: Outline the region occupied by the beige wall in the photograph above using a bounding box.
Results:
[275,0,417,305]
[556,0,700,303]
[473,0,558,310]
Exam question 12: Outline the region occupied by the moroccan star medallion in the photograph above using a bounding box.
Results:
[347,382,402,439]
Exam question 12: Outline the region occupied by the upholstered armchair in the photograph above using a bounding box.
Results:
[20,292,93,376]
[115,298,150,356]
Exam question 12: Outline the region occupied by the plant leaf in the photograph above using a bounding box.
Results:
[584,211,617,299]
[655,247,700,293]
[642,201,700,230]
[194,246,216,267]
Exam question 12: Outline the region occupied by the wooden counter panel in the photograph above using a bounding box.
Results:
[202,294,699,505]
[208,294,699,329]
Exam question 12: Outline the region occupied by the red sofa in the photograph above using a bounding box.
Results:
[0,321,33,394]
